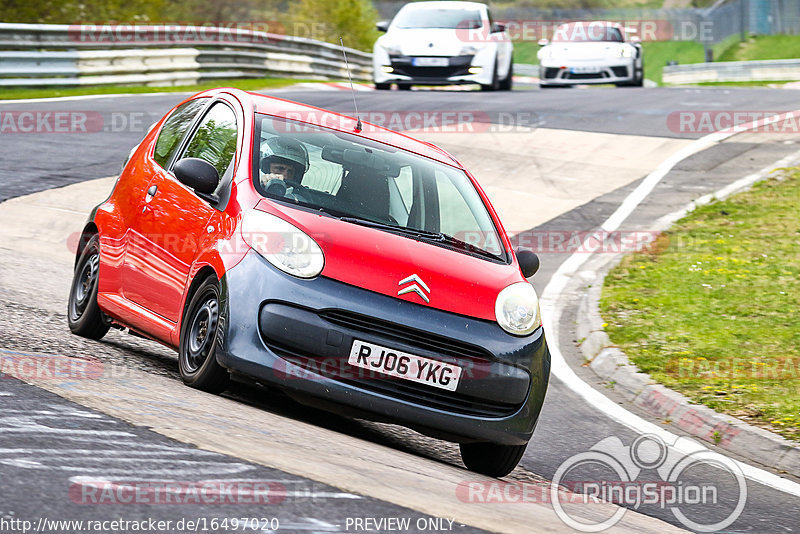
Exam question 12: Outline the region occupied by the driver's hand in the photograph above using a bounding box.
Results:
[260,173,285,187]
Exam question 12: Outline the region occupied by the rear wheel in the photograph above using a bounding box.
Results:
[67,234,110,340]
[397,84,412,91]
[460,441,528,478]
[374,83,391,90]
[178,276,230,393]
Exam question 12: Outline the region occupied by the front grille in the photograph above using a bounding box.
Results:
[272,345,519,418]
[566,72,608,80]
[319,309,494,362]
[391,65,470,78]
[611,66,628,77]
[389,55,472,79]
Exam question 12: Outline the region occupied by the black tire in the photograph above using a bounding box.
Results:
[481,61,499,91]
[178,276,230,393]
[634,60,645,87]
[499,58,513,91]
[374,83,391,90]
[460,441,528,478]
[397,84,412,91]
[67,234,110,340]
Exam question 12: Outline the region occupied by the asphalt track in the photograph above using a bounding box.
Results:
[1,85,800,533]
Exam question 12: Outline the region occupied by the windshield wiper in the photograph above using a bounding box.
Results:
[339,216,502,260]
[338,217,444,240]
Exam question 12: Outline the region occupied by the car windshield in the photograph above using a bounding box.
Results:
[254,114,506,261]
[552,23,623,43]
[393,8,483,29]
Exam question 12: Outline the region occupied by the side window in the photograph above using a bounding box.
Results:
[153,98,207,168]
[181,103,238,177]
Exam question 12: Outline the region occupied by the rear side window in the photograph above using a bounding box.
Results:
[153,98,207,168]
[181,103,238,177]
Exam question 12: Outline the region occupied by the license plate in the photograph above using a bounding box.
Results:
[348,340,462,392]
[570,66,601,74]
[412,57,449,67]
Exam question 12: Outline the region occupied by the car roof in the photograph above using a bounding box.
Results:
[399,1,487,11]
[200,88,462,168]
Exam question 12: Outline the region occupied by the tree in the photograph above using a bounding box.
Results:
[289,0,379,52]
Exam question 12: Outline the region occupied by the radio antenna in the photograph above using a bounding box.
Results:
[339,36,363,132]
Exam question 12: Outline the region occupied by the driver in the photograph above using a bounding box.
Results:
[259,136,310,200]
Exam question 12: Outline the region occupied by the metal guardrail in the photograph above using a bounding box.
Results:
[0,23,373,87]
[663,59,800,84]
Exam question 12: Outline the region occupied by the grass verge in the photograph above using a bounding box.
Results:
[718,34,800,62]
[600,169,800,442]
[0,77,321,101]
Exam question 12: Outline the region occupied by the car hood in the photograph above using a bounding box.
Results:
[542,41,628,61]
[379,28,476,57]
[256,200,520,322]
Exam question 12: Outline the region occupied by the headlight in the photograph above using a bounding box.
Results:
[495,282,541,336]
[241,210,324,279]
[619,46,634,58]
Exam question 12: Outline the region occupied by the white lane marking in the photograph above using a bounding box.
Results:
[0,449,221,456]
[540,113,800,498]
[0,392,13,396]
[60,466,253,475]
[0,428,134,436]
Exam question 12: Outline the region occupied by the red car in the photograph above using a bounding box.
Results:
[67,88,550,477]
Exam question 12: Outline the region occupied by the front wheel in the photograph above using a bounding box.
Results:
[481,61,499,91]
[460,441,527,477]
[67,234,110,340]
[374,83,390,90]
[178,276,230,393]
[499,58,513,91]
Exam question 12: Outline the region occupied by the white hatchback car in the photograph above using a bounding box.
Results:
[538,21,643,87]
[373,1,513,91]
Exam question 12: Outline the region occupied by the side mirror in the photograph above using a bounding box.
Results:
[516,249,540,278]
[376,21,389,32]
[173,157,220,201]
[538,38,549,47]
[491,22,505,33]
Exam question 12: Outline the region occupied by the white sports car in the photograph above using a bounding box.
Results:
[538,21,643,87]
[373,1,513,91]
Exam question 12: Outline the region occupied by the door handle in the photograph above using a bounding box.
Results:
[145,184,158,205]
